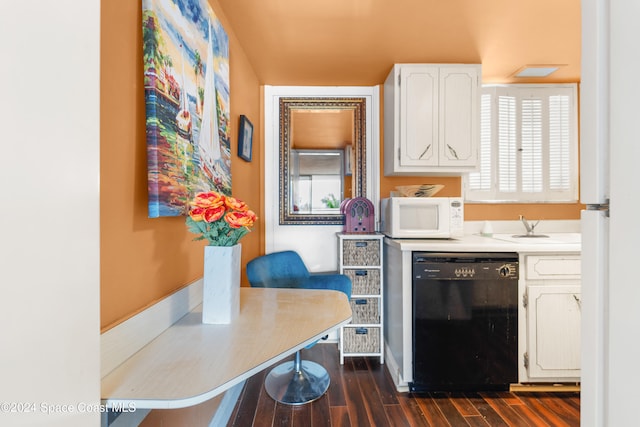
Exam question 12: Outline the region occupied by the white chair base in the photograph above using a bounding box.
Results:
[264,351,330,405]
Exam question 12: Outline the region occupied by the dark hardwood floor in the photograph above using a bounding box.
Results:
[227,343,579,426]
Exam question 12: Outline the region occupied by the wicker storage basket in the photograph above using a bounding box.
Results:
[343,327,380,353]
[343,269,380,295]
[342,239,380,266]
[349,298,380,324]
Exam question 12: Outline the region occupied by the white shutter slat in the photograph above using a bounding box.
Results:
[549,95,571,190]
[498,95,517,193]
[468,93,492,191]
[521,98,543,193]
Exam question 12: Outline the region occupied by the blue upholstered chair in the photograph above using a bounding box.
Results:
[246,250,352,405]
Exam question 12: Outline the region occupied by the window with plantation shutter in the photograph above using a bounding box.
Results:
[465,84,578,203]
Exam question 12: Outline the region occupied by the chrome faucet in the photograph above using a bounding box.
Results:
[519,215,540,236]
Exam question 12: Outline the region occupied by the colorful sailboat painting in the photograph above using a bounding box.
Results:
[143,0,230,218]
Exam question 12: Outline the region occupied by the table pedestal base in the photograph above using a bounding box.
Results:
[264,351,329,405]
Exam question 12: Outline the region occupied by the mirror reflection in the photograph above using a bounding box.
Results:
[290,150,343,214]
[279,98,366,225]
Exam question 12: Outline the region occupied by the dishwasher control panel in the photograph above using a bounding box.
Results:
[413,252,519,281]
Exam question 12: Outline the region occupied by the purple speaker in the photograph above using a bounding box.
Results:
[341,197,375,233]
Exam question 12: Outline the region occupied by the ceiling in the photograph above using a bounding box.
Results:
[216,0,581,86]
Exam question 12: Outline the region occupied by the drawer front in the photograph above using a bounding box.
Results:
[342,239,380,266]
[343,327,381,353]
[343,269,380,295]
[526,255,581,280]
[349,298,380,324]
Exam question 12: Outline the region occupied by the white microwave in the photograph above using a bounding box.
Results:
[380,197,464,239]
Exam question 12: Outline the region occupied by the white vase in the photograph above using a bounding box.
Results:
[202,244,241,324]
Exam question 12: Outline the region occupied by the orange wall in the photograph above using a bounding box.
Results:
[100,0,262,331]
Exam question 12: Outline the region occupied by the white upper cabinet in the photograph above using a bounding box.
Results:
[384,64,481,175]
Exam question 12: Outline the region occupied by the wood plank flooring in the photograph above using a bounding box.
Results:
[227,343,579,426]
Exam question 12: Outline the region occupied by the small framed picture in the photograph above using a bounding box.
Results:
[238,115,254,162]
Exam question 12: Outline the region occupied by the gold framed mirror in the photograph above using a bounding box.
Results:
[279,97,366,225]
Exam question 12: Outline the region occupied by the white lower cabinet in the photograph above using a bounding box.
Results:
[526,284,581,379]
[520,254,581,383]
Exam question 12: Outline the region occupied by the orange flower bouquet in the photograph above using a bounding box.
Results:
[186,191,257,246]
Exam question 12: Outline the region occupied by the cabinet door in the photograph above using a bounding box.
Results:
[527,284,581,379]
[399,66,439,167]
[438,67,479,166]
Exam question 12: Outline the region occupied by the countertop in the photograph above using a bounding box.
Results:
[384,232,581,253]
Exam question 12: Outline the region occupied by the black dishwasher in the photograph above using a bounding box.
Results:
[411,252,518,392]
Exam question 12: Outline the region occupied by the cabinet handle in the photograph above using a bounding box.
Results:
[447,144,460,160]
[573,294,581,309]
[355,270,368,276]
[419,144,431,159]
[355,242,368,247]
[354,299,368,305]
[355,328,368,335]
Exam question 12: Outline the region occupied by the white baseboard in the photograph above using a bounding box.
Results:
[101,279,203,378]
[384,343,409,393]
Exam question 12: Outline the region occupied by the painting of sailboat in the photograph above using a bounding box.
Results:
[197,19,222,176]
[143,0,230,218]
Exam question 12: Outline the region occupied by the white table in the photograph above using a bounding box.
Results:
[101,288,352,409]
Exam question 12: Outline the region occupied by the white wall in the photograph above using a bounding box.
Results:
[606,1,640,424]
[264,86,380,271]
[0,1,101,426]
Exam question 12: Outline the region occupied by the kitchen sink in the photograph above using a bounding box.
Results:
[489,233,581,245]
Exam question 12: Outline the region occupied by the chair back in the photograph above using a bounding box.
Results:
[246,251,311,289]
